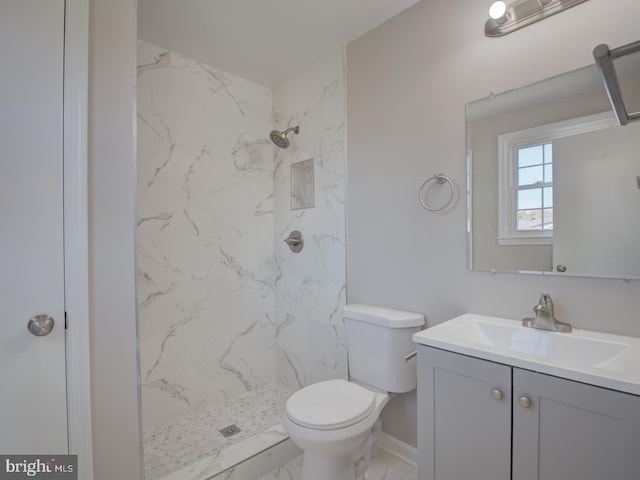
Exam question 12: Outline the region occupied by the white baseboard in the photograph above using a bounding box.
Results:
[377,432,417,468]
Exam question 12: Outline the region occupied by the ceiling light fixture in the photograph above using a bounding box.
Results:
[485,0,590,37]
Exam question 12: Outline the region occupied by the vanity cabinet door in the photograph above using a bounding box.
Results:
[513,368,640,480]
[418,346,511,480]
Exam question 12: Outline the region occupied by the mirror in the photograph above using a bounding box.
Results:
[616,50,640,116]
[467,51,640,279]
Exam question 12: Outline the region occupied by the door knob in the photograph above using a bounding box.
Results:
[491,389,504,401]
[27,314,55,336]
[556,264,567,273]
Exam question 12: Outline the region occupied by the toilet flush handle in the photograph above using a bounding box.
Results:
[403,350,417,362]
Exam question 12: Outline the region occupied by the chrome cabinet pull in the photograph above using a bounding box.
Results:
[491,389,504,401]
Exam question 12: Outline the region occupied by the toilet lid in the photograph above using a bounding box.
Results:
[285,379,376,430]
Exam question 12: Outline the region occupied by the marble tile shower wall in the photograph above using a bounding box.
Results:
[137,41,279,430]
[273,49,348,389]
[137,40,347,431]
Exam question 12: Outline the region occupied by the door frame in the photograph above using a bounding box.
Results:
[63,0,93,478]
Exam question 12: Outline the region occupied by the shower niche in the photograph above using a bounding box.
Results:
[291,158,315,210]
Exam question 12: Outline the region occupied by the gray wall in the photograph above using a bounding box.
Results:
[346,0,640,447]
[89,0,142,478]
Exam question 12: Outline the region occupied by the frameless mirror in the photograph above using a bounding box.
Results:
[615,52,640,117]
[291,158,315,210]
[467,52,640,279]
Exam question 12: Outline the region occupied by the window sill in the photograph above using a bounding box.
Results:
[497,236,552,246]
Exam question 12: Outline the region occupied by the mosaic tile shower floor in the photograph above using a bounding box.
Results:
[143,383,294,480]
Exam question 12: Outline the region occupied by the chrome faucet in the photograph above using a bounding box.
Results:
[522,293,572,333]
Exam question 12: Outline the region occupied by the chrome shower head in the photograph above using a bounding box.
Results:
[269,125,300,149]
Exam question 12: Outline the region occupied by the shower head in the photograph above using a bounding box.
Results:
[269,126,300,149]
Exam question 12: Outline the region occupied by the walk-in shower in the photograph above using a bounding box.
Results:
[269,125,300,149]
[137,40,296,479]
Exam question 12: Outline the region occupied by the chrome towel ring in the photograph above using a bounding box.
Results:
[419,174,455,212]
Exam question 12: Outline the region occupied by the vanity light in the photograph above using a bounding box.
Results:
[485,0,590,37]
[488,1,507,22]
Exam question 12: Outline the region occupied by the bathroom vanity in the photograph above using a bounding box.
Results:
[413,314,640,480]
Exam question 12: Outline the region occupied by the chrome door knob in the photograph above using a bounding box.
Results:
[27,314,55,336]
[556,264,567,273]
[518,396,532,408]
[491,389,504,401]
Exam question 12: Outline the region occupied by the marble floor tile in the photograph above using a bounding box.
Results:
[210,439,301,480]
[377,448,415,479]
[257,448,416,480]
[258,455,303,480]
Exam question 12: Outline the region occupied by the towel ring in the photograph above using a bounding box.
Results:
[419,174,455,212]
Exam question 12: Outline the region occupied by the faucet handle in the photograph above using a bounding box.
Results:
[534,293,553,313]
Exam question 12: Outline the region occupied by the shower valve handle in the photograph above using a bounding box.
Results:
[284,237,302,247]
[284,231,304,253]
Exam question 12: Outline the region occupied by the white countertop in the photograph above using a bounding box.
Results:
[413,313,640,396]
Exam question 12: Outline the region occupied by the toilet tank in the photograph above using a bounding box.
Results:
[344,304,425,393]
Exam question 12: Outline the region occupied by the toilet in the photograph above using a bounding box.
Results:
[283,304,425,480]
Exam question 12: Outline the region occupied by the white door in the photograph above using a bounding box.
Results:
[0,0,68,453]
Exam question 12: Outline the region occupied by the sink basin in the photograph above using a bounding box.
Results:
[467,319,628,367]
[413,314,640,395]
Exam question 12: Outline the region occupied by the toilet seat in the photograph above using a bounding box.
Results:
[286,379,376,430]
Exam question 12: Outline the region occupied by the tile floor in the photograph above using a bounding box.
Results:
[259,448,417,480]
[143,383,294,480]
[144,381,417,480]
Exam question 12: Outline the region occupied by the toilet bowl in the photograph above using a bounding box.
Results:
[283,304,425,480]
[284,379,389,480]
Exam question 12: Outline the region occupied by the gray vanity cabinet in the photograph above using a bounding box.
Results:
[417,347,511,480]
[512,368,640,480]
[418,346,640,480]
